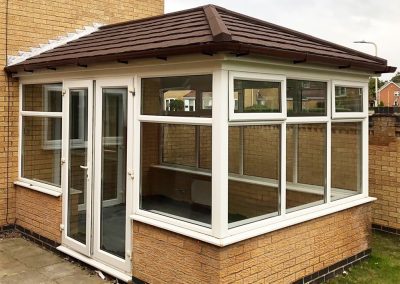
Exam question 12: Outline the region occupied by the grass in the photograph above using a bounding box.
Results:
[329,232,400,284]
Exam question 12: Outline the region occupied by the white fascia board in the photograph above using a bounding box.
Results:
[7,23,104,67]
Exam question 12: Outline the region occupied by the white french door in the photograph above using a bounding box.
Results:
[62,77,133,275]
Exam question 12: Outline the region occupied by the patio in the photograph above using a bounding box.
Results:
[0,237,110,284]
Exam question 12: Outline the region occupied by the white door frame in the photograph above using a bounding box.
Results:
[61,79,94,257]
[93,77,134,274]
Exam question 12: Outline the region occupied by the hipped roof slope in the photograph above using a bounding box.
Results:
[5,5,396,74]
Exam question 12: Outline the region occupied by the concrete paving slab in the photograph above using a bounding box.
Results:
[38,262,81,280]
[0,238,113,284]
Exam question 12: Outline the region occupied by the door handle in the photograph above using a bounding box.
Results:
[80,165,88,170]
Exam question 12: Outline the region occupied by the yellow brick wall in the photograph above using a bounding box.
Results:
[132,203,371,284]
[0,0,164,227]
[369,115,400,230]
[15,185,62,242]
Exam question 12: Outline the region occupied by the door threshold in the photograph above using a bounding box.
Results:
[57,245,131,283]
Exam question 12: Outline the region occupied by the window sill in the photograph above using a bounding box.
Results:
[14,181,62,197]
[130,196,376,247]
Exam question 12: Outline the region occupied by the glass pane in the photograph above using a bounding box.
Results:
[228,125,280,228]
[22,84,62,112]
[141,75,212,117]
[332,122,362,200]
[335,86,363,112]
[100,88,127,258]
[141,123,212,227]
[67,89,88,244]
[286,124,326,212]
[21,116,61,186]
[234,79,281,113]
[287,80,327,116]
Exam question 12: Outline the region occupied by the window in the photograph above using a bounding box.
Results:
[139,74,213,228]
[21,84,63,187]
[331,122,362,200]
[287,79,327,116]
[228,125,280,227]
[141,75,212,117]
[333,81,367,118]
[229,72,285,120]
[286,124,326,211]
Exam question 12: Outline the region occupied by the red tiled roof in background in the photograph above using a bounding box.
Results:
[5,5,396,74]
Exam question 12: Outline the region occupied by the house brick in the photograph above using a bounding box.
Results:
[132,204,371,284]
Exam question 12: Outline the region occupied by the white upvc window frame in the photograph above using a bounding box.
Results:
[18,82,63,193]
[229,71,286,121]
[332,80,368,119]
[135,70,215,236]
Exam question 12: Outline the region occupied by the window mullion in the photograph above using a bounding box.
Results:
[280,121,287,216]
[326,121,332,203]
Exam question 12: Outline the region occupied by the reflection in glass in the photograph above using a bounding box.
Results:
[22,116,62,186]
[286,124,326,212]
[335,86,363,112]
[287,80,327,116]
[141,123,212,227]
[331,122,362,200]
[141,75,212,117]
[228,125,280,228]
[100,88,127,258]
[22,84,62,112]
[67,89,88,244]
[234,79,281,113]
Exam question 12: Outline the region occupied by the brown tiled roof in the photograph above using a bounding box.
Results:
[5,5,396,73]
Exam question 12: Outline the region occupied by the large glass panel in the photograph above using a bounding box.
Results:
[141,75,212,117]
[286,124,326,212]
[21,116,61,186]
[100,88,127,258]
[22,84,62,112]
[331,122,362,200]
[287,80,327,116]
[228,125,280,228]
[233,79,281,113]
[335,86,363,112]
[140,123,212,227]
[67,89,88,244]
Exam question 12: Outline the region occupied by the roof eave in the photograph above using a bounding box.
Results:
[5,42,395,75]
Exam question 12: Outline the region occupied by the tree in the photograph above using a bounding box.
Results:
[390,72,400,83]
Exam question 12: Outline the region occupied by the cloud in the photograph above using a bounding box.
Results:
[165,0,399,80]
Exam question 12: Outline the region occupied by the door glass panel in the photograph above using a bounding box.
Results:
[100,88,127,258]
[67,89,88,244]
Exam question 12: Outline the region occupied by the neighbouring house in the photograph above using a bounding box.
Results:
[1,4,396,284]
[377,81,400,106]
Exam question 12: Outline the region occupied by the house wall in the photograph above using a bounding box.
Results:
[369,114,400,232]
[0,1,164,228]
[132,203,371,284]
[378,83,400,106]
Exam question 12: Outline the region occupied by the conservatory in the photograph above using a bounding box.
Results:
[6,4,395,284]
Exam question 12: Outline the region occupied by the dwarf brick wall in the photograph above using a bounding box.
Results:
[15,185,62,242]
[132,203,371,284]
[0,1,164,228]
[369,114,400,230]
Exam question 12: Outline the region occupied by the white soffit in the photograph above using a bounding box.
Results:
[7,23,104,67]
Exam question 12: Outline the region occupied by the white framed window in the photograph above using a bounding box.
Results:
[332,80,368,119]
[20,83,63,190]
[138,73,214,232]
[229,71,286,121]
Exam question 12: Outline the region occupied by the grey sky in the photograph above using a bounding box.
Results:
[165,0,399,80]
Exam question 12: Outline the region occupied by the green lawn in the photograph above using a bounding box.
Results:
[329,232,400,283]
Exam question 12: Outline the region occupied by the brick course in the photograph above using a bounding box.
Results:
[132,203,371,284]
